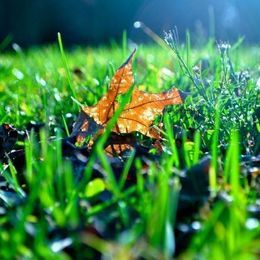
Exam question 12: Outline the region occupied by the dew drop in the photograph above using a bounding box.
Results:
[134,21,142,29]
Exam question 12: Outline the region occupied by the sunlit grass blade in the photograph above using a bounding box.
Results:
[96,146,119,196]
[119,149,135,190]
[209,103,220,195]
[163,113,180,168]
[57,32,76,99]
[62,114,70,137]
[224,130,241,198]
[193,131,201,165]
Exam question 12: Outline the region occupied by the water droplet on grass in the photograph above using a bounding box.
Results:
[12,68,24,80]
[246,218,259,230]
[134,21,142,29]
[50,238,73,253]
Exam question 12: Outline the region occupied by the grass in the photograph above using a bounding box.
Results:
[0,36,259,259]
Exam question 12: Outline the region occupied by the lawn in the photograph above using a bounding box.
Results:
[0,37,259,259]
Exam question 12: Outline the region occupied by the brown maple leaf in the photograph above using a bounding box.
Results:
[82,49,136,125]
[81,49,186,139]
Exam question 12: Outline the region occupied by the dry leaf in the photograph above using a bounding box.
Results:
[83,49,136,125]
[73,49,187,151]
[82,50,185,135]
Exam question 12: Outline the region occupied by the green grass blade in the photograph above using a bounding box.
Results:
[57,32,77,99]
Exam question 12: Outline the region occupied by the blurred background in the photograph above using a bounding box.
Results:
[0,0,260,47]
